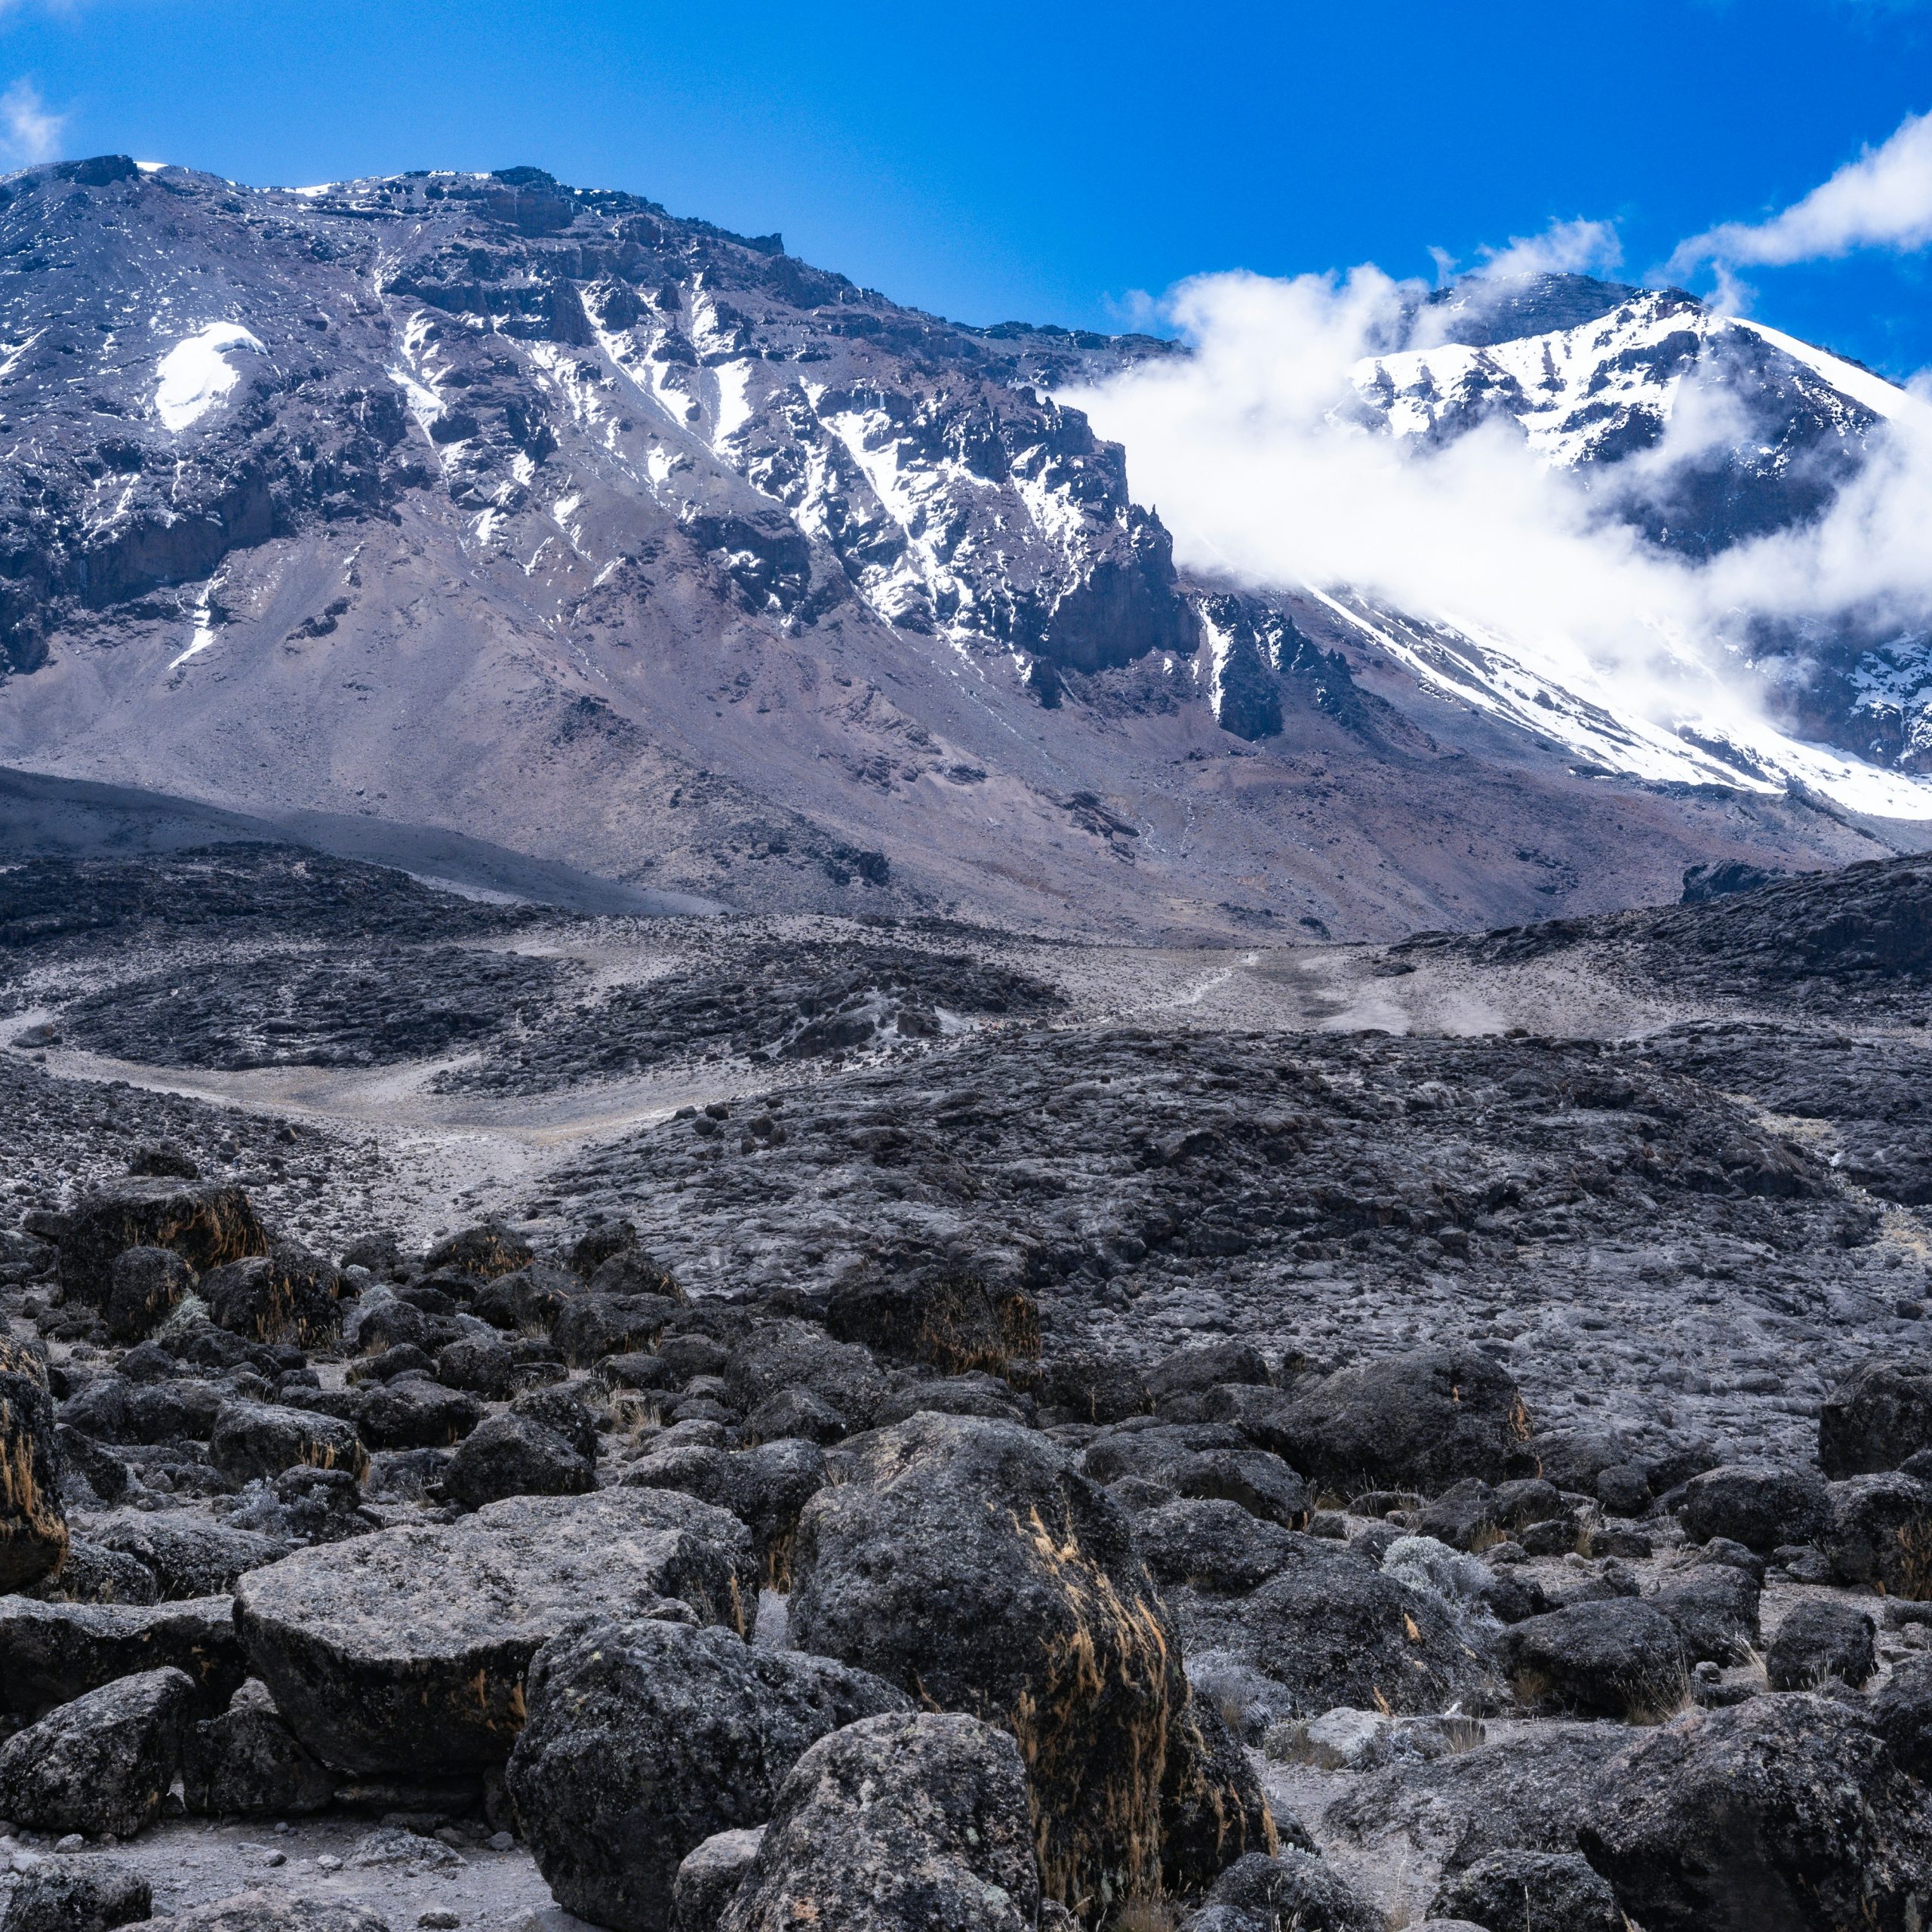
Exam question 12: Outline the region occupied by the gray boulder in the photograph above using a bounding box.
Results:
[1820,1361,1932,1478]
[716,1712,1040,1932]
[1820,1473,1932,1598]
[183,1678,337,1816]
[441,1410,593,1511]
[1765,1598,1877,1691]
[0,1595,243,1722]
[1582,1693,1932,1930]
[1500,1601,1688,1722]
[1,1860,152,1932]
[506,1616,912,1931]
[1429,1849,1621,1932]
[0,1665,195,1837]
[1678,1462,1830,1553]
[235,1487,755,1776]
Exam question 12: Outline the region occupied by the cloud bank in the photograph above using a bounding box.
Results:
[1673,108,1932,271]
[1062,253,1932,800]
[0,82,63,166]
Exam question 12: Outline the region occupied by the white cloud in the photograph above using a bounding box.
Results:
[1673,108,1932,271]
[0,81,64,166]
[1473,217,1623,284]
[1062,258,1932,795]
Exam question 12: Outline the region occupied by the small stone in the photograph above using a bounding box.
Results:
[315,1856,341,1872]
[485,1833,515,1853]
[54,1837,84,1855]
[261,1850,286,1868]
[419,1915,460,1929]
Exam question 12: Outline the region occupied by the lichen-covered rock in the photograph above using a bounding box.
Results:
[1678,1461,1831,1553]
[0,1594,245,1721]
[825,1267,1038,1374]
[1820,1472,1932,1598]
[1820,1361,1932,1479]
[422,1222,534,1280]
[93,1511,288,1598]
[672,1827,764,1932]
[105,1246,197,1343]
[716,1712,1041,1932]
[1,1860,152,1932]
[56,1180,268,1307]
[1648,1565,1761,1667]
[786,1413,1269,1918]
[1180,1850,1383,1932]
[1428,1848,1621,1932]
[127,1891,392,1932]
[183,1678,337,1816]
[1237,1349,1535,1497]
[1766,1598,1877,1690]
[624,1437,825,1586]
[1581,1694,1932,1931]
[235,1487,755,1776]
[441,1410,594,1511]
[0,1337,66,1592]
[201,1243,344,1347]
[0,1664,195,1837]
[1500,1601,1689,1722]
[1867,1654,1932,1782]
[506,1617,912,1932]
[209,1400,368,1487]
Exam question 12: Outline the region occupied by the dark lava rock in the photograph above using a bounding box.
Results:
[506,1616,912,1932]
[35,1541,159,1607]
[1241,1349,1534,1497]
[1324,1723,1631,1883]
[1499,1601,1689,1721]
[553,1294,681,1368]
[249,1465,380,1546]
[1137,1499,1305,1597]
[1820,1361,1932,1478]
[1649,1566,1761,1666]
[1,1862,151,1932]
[441,1410,594,1511]
[352,1377,482,1450]
[0,1594,244,1720]
[1678,1461,1831,1553]
[1429,1848,1621,1932]
[1820,1472,1932,1598]
[422,1223,534,1280]
[470,1262,588,1333]
[507,1385,599,1461]
[786,1413,1268,1912]
[60,1373,223,1444]
[1146,1340,1273,1409]
[1419,1478,1568,1553]
[1182,1848,1383,1932]
[1867,1654,1932,1781]
[235,1487,756,1776]
[0,1337,67,1591]
[105,1246,197,1343]
[570,1220,638,1277]
[182,1678,337,1817]
[1581,1693,1932,1931]
[209,1400,368,1487]
[624,1437,826,1586]
[724,1327,888,1435]
[201,1244,345,1348]
[93,1511,288,1598]
[129,1890,392,1932]
[672,1827,764,1931]
[1766,1598,1877,1690]
[1164,1526,1497,1722]
[715,1711,1041,1932]
[0,1663,195,1836]
[55,1179,267,1306]
[824,1268,1038,1376]
[434,1331,560,1398]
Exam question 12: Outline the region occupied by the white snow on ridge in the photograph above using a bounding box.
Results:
[155,323,265,433]
[1730,318,1925,427]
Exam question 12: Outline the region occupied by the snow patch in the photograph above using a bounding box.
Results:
[155,324,266,433]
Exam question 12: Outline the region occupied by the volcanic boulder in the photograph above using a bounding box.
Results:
[715,1712,1041,1932]
[421,1223,534,1279]
[235,1487,755,1776]
[202,1244,345,1347]
[1,1862,152,1932]
[441,1410,594,1511]
[1241,1349,1534,1496]
[1581,1694,1932,1931]
[786,1414,1270,1917]
[1678,1461,1831,1554]
[506,1616,912,1932]
[1500,1601,1690,1722]
[57,1180,267,1306]
[1819,1472,1932,1598]
[1428,1850,1622,1932]
[0,1665,195,1837]
[0,1595,245,1721]
[624,1437,826,1586]
[1181,1850,1383,1932]
[209,1401,368,1487]
[825,1268,1039,1375]
[0,1338,66,1592]
[105,1247,197,1343]
[1820,1361,1932,1478]
[182,1679,337,1817]
[1765,1598,1876,1691]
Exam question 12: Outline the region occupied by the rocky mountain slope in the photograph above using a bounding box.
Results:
[0,157,1924,937]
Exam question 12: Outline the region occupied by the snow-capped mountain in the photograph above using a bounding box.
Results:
[0,158,1921,938]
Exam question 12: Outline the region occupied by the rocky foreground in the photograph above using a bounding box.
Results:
[0,848,1930,1929]
[0,1155,1924,1932]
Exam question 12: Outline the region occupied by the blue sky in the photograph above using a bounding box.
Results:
[7,0,1932,375]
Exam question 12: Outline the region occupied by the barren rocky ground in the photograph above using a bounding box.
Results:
[0,843,1929,1932]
